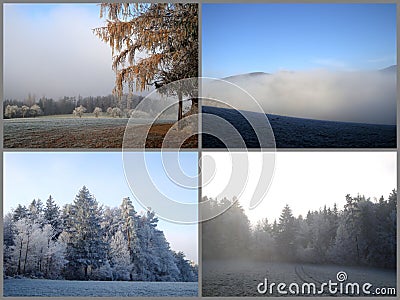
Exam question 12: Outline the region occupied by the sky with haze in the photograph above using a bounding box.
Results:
[202,152,396,226]
[4,3,115,100]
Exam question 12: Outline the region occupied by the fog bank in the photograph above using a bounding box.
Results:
[203,69,396,125]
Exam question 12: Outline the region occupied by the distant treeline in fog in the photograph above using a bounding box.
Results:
[3,94,144,118]
[202,190,396,269]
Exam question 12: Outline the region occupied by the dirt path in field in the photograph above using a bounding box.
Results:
[202,260,396,297]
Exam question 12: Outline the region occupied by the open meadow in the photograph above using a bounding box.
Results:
[202,106,396,148]
[202,260,396,297]
[4,278,198,297]
[4,115,197,148]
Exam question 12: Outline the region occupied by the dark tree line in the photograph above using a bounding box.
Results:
[3,94,144,118]
[4,186,197,282]
[202,190,396,269]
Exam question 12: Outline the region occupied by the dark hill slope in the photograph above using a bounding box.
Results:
[202,106,396,148]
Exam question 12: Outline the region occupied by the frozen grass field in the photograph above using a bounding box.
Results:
[4,116,130,148]
[202,260,396,297]
[4,278,198,297]
[202,106,396,148]
[3,115,194,148]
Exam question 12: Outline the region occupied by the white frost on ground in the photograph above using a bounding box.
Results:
[202,260,396,297]
[3,279,198,297]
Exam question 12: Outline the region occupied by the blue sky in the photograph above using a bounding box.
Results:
[202,3,396,78]
[3,152,198,263]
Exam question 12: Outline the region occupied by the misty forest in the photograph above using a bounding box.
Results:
[3,94,144,119]
[203,190,396,267]
[202,190,397,296]
[3,186,197,282]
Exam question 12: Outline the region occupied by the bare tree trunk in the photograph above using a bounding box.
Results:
[355,235,360,264]
[38,248,43,272]
[178,90,183,130]
[17,240,23,275]
[23,235,30,274]
[191,98,198,114]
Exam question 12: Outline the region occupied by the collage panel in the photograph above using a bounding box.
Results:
[201,3,396,149]
[201,151,397,296]
[3,152,199,296]
[4,3,199,149]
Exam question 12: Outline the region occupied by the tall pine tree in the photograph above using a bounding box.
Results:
[64,186,107,280]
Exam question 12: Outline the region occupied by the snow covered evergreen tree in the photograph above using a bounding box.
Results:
[119,197,140,280]
[109,230,133,280]
[276,204,297,261]
[64,186,108,280]
[174,251,198,282]
[43,195,62,239]
[13,204,28,222]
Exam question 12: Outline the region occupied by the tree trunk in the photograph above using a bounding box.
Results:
[38,248,43,272]
[178,89,183,130]
[355,235,360,264]
[23,235,30,274]
[17,240,23,275]
[191,98,198,114]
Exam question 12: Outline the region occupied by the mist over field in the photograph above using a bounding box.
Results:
[204,67,396,125]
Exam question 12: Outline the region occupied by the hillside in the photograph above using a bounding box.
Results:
[202,106,396,148]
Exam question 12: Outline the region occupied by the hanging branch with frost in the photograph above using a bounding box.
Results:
[93,3,198,120]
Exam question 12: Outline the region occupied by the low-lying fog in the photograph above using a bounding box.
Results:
[203,67,396,125]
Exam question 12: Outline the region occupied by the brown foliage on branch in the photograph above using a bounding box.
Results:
[93,3,198,100]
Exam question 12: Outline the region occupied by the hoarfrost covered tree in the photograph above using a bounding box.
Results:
[6,215,67,278]
[21,105,30,118]
[12,218,38,275]
[101,206,121,241]
[73,105,87,118]
[109,230,133,280]
[4,104,19,118]
[94,3,198,120]
[252,219,277,261]
[64,186,108,280]
[3,213,16,276]
[111,107,122,118]
[173,251,198,282]
[30,104,42,117]
[119,197,139,280]
[13,204,28,222]
[93,107,103,117]
[148,227,180,281]
[106,107,113,116]
[202,197,251,259]
[44,195,62,240]
[275,204,297,261]
[28,199,44,224]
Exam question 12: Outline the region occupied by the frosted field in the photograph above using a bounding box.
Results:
[202,106,396,148]
[3,279,198,297]
[202,260,396,296]
[3,116,173,148]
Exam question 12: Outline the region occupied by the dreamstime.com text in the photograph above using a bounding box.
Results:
[257,271,396,296]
